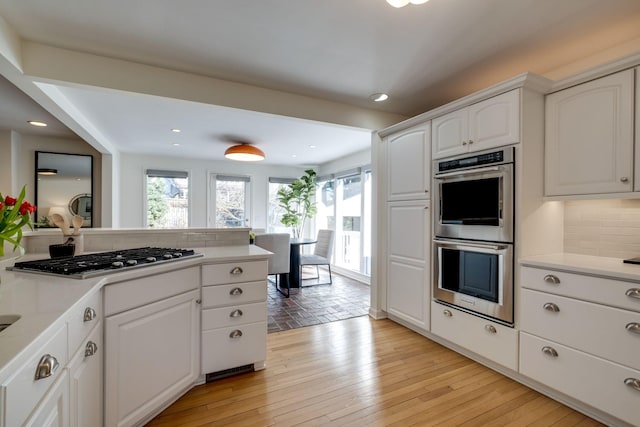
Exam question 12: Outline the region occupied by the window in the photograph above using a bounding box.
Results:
[336,172,362,272]
[212,174,251,228]
[145,169,189,228]
[267,178,295,233]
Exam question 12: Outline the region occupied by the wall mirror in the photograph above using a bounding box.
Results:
[35,151,93,228]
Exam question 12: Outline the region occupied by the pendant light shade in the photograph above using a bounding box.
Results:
[386,0,428,6]
[224,143,265,161]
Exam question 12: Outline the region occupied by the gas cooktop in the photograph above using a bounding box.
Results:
[7,247,203,279]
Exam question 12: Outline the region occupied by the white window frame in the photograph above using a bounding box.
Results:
[144,169,190,228]
[208,173,252,228]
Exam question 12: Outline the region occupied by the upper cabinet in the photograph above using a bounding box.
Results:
[386,122,431,201]
[545,69,635,197]
[432,89,520,159]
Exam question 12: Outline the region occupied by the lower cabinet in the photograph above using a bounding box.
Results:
[431,301,518,370]
[105,288,200,427]
[69,322,102,427]
[23,369,69,427]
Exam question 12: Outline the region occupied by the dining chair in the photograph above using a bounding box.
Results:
[300,229,335,286]
[254,233,291,297]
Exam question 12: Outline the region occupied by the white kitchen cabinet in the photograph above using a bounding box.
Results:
[23,369,69,427]
[432,89,520,159]
[386,122,431,201]
[545,69,634,196]
[519,264,640,425]
[201,260,268,376]
[68,322,102,427]
[635,67,640,191]
[431,301,519,370]
[104,269,200,427]
[386,200,430,330]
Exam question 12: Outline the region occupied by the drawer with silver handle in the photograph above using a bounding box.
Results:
[202,261,268,285]
[201,321,267,375]
[202,302,267,330]
[521,288,640,370]
[68,289,102,356]
[521,266,640,313]
[202,280,267,308]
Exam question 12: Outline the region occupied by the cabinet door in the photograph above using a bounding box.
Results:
[636,67,640,191]
[105,289,200,427]
[545,69,634,196]
[386,200,430,330]
[432,108,468,159]
[69,323,102,427]
[23,369,69,427]
[387,122,431,201]
[468,89,520,152]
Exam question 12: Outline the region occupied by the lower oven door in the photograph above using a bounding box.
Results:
[433,239,513,325]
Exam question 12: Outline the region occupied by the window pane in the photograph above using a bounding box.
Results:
[146,174,189,228]
[268,182,291,233]
[316,180,335,231]
[336,175,361,271]
[363,170,372,275]
[216,178,248,227]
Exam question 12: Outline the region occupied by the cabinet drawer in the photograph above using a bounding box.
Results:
[201,321,267,375]
[202,261,268,285]
[202,302,267,330]
[521,266,640,313]
[521,288,640,370]
[68,289,102,356]
[1,323,68,427]
[520,332,640,426]
[202,281,267,308]
[431,301,518,370]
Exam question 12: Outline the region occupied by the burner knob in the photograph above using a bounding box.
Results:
[112,261,124,268]
[115,255,124,260]
[163,253,173,259]
[146,257,157,262]
[173,252,183,257]
[126,260,138,266]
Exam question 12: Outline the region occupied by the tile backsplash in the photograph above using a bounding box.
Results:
[564,199,640,259]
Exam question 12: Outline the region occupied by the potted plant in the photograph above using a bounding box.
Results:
[277,169,317,239]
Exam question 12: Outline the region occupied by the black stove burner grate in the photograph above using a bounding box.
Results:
[10,247,200,278]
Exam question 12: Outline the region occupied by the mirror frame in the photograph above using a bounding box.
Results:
[35,151,94,228]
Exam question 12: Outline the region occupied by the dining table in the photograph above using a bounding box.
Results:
[287,237,317,288]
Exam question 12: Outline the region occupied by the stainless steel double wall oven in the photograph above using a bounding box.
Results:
[433,147,515,325]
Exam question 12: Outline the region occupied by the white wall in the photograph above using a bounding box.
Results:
[119,153,308,229]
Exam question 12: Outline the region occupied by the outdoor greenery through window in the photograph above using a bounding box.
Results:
[214,175,250,228]
[268,178,295,233]
[146,169,189,228]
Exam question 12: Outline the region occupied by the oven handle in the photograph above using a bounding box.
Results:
[433,239,510,251]
[434,165,504,179]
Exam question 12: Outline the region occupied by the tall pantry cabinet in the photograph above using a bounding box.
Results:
[383,122,431,332]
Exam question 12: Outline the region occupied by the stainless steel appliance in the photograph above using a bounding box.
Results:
[433,147,514,243]
[8,247,202,278]
[433,146,515,325]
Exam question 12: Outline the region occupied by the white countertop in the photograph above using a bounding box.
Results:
[520,253,640,282]
[0,245,271,380]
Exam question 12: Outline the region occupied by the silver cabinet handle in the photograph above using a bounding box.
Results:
[230,266,244,275]
[626,288,640,299]
[84,341,98,357]
[83,307,97,322]
[625,378,640,392]
[229,330,243,339]
[443,309,453,317]
[625,323,640,335]
[462,140,468,146]
[230,309,243,318]
[468,139,474,145]
[620,177,629,183]
[195,299,202,305]
[543,274,560,285]
[34,354,60,380]
[229,287,243,296]
[484,324,497,334]
[541,346,558,358]
[543,302,560,313]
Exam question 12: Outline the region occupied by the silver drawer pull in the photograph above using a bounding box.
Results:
[625,322,640,335]
[543,302,560,313]
[83,307,97,322]
[484,324,497,334]
[541,346,558,358]
[34,354,60,380]
[624,378,640,392]
[443,309,453,317]
[625,288,640,299]
[229,330,243,339]
[84,341,98,357]
[543,274,560,285]
[230,266,244,275]
[230,309,243,318]
[229,287,243,296]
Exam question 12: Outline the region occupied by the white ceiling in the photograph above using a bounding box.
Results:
[0,0,639,165]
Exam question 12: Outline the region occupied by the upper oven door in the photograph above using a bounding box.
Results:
[434,163,513,243]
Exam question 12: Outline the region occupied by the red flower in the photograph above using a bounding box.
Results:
[19,201,36,216]
[0,202,3,210]
[4,195,17,206]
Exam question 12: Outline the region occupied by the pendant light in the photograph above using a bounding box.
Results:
[224,143,265,161]
[386,0,429,7]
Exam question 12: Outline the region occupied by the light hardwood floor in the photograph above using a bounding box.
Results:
[147,316,602,426]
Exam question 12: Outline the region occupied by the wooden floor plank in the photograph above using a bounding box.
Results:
[146,316,604,427]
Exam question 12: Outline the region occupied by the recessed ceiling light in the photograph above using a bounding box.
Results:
[291,154,297,158]
[28,121,47,127]
[171,128,181,133]
[369,93,389,102]
[309,145,317,149]
[172,143,180,146]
